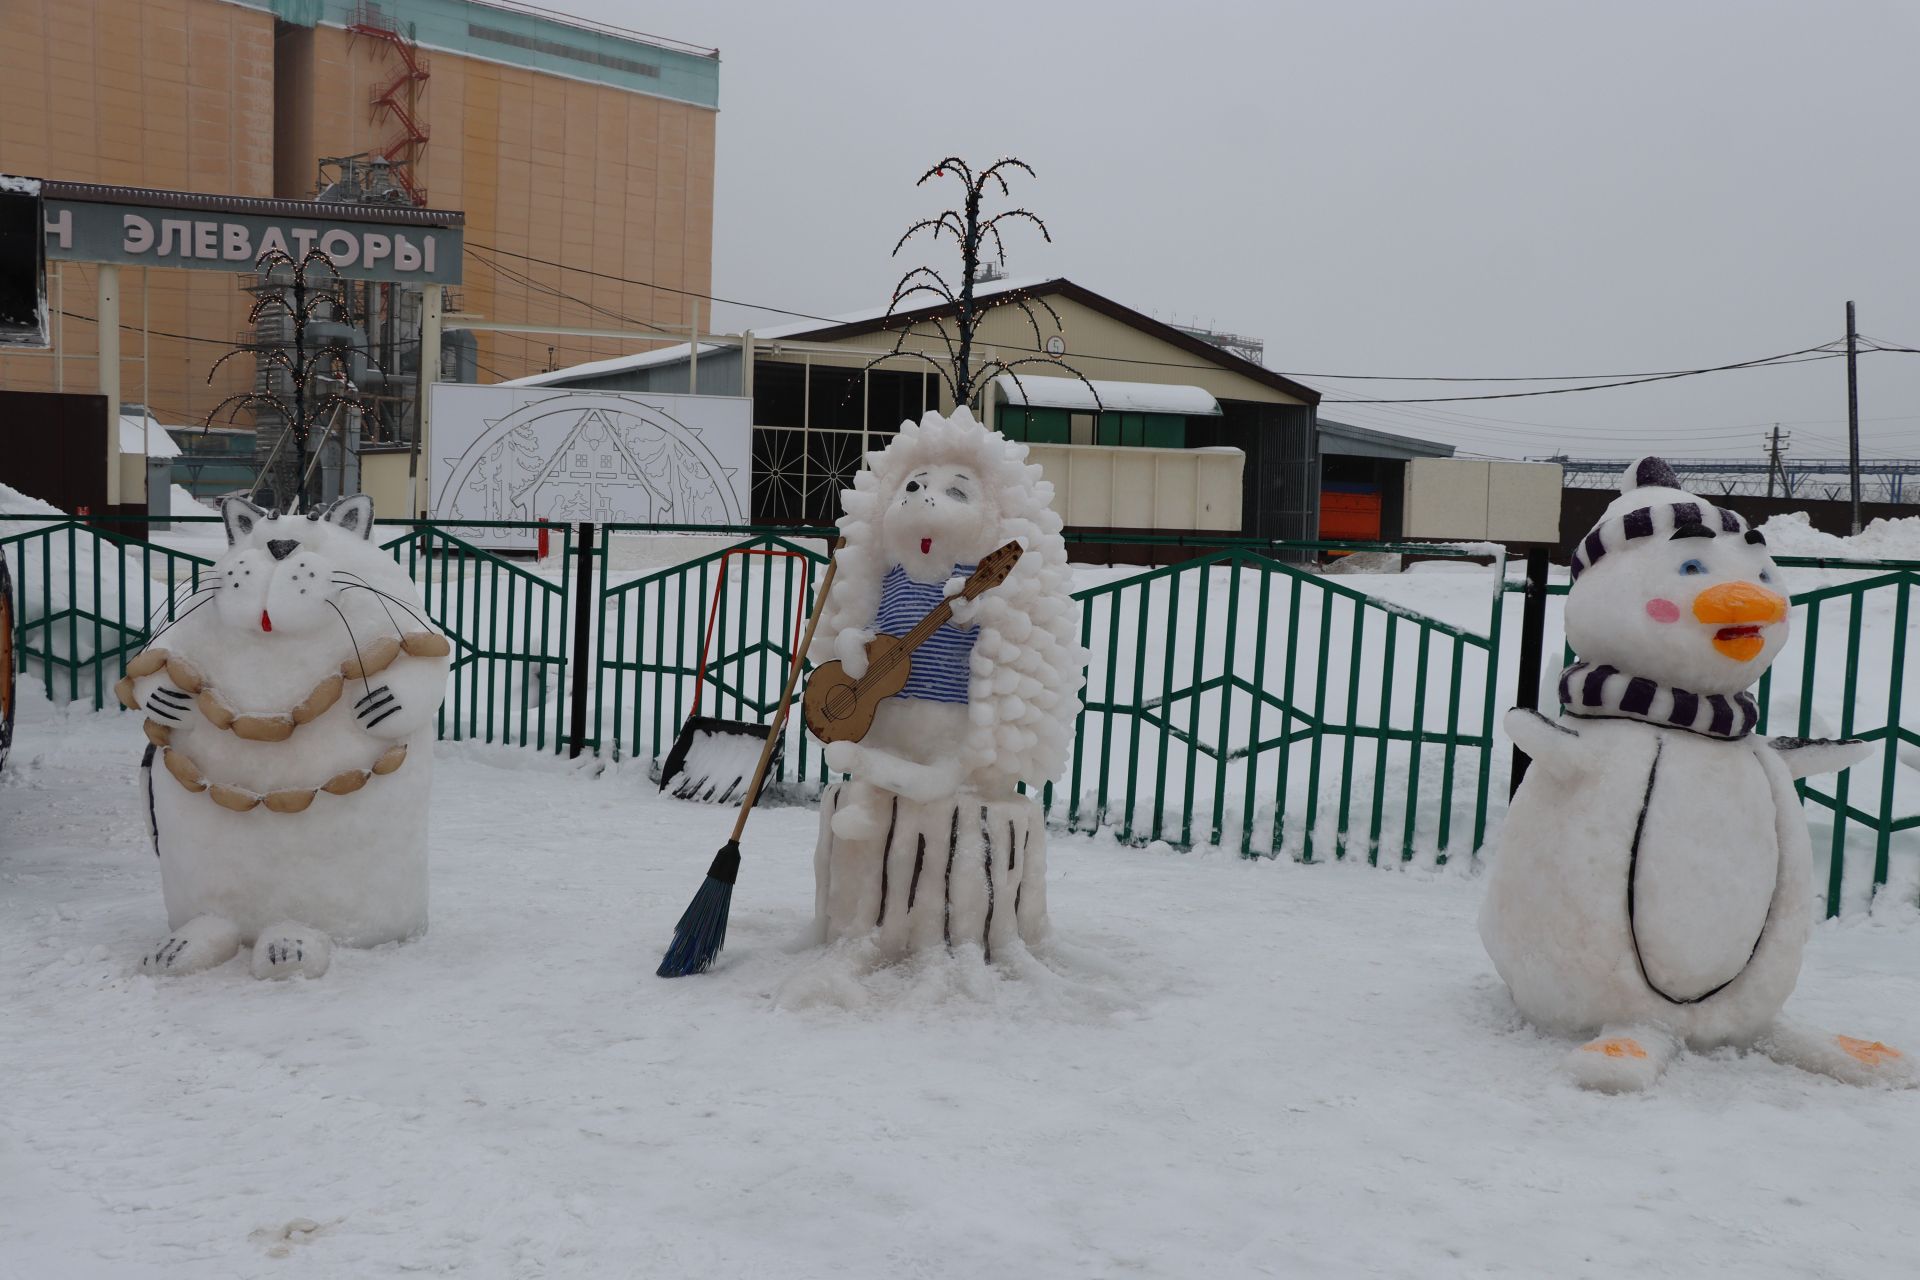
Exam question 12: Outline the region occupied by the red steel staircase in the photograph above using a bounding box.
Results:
[347,6,431,206]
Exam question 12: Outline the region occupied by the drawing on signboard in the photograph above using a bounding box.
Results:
[439,394,745,531]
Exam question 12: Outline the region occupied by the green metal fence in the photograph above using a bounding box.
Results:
[4,512,1914,908]
[588,527,834,786]
[0,518,214,708]
[380,522,573,751]
[1062,544,1506,863]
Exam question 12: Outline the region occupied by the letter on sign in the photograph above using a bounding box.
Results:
[361,232,391,266]
[222,224,252,261]
[319,229,359,266]
[393,234,422,272]
[194,222,219,259]
[157,220,193,257]
[43,208,72,251]
[123,214,154,254]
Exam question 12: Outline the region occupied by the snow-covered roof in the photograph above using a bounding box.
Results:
[118,411,182,458]
[993,374,1223,416]
[0,175,42,195]
[498,276,1059,387]
[501,342,728,388]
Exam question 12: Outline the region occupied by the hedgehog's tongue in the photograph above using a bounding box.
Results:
[260,610,273,633]
[920,538,932,555]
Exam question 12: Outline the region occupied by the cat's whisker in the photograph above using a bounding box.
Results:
[144,581,218,629]
[330,582,406,638]
[329,579,431,631]
[326,599,374,697]
[141,595,215,648]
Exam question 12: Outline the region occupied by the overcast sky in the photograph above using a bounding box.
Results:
[568,0,1920,469]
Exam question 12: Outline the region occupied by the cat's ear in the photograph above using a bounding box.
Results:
[322,494,375,540]
[222,497,267,546]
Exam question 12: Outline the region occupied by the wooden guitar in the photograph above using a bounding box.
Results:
[802,541,1024,745]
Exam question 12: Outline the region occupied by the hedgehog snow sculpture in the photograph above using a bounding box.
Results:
[1481,458,1911,1091]
[121,496,450,980]
[804,408,1087,961]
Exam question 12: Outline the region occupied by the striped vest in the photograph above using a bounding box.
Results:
[872,562,978,704]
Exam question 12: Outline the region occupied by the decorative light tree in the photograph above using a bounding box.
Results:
[206,248,367,513]
[869,156,1100,412]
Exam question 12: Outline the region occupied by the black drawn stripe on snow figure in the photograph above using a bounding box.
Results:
[142,742,160,857]
[980,805,995,963]
[907,833,926,913]
[1625,738,1774,1006]
[944,805,958,949]
[1015,825,1032,919]
[875,796,898,930]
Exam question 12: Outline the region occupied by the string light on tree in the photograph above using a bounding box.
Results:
[206,248,375,513]
[868,156,1102,413]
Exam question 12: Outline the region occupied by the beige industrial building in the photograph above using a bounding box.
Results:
[507,276,1328,545]
[0,0,717,433]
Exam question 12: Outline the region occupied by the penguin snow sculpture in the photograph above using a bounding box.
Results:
[120,496,450,980]
[1480,458,1911,1092]
[803,408,1087,961]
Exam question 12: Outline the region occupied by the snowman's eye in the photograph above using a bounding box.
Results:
[905,481,920,493]
[946,487,968,502]
[1680,559,1708,576]
[1758,569,1773,584]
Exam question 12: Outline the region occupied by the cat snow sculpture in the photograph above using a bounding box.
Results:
[120,496,450,980]
[1481,458,1910,1091]
[806,408,1086,961]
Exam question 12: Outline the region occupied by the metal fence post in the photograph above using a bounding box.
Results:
[1509,547,1551,798]
[568,521,597,759]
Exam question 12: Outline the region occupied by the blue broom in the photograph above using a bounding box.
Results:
[658,548,840,977]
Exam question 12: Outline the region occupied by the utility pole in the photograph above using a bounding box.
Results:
[1846,300,1862,534]
[1763,424,1789,499]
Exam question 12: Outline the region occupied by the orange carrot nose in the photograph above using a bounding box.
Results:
[1692,581,1788,625]
[1693,581,1786,661]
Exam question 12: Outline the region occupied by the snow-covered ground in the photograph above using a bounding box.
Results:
[5,689,1920,1279]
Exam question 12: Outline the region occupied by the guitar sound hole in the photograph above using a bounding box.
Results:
[826,687,857,719]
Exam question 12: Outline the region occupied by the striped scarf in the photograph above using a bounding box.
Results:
[1559,661,1759,740]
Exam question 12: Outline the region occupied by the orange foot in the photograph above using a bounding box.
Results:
[1582,1037,1649,1060]
[1837,1035,1903,1068]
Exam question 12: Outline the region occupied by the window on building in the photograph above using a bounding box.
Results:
[752,361,804,428]
[1093,412,1187,448]
[997,406,1071,443]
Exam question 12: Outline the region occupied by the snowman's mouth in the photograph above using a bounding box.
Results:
[920,538,932,555]
[260,610,273,633]
[1711,623,1765,661]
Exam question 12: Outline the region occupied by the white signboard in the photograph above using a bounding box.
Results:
[429,385,752,551]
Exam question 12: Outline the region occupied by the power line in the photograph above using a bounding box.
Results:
[461,242,1869,411]
[1317,348,1847,404]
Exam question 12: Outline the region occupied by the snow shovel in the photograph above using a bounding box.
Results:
[657,541,841,977]
[657,547,819,803]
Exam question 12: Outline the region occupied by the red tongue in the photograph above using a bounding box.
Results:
[260,610,273,633]
[920,538,932,554]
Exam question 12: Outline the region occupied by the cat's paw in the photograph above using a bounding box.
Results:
[139,915,242,976]
[353,685,402,730]
[250,923,332,981]
[142,686,193,724]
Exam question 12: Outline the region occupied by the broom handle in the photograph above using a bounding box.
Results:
[730,541,842,842]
